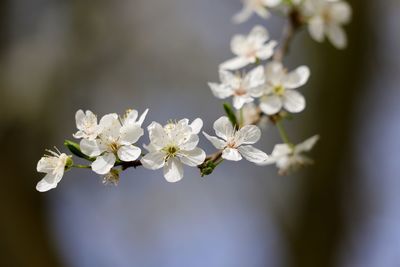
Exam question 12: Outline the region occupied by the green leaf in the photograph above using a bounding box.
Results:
[64,140,95,161]
[223,103,239,130]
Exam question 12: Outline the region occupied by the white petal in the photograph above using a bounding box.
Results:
[308,16,325,42]
[213,116,234,140]
[141,151,165,170]
[254,6,269,19]
[256,41,277,60]
[99,113,121,139]
[219,57,250,70]
[238,145,269,164]
[283,66,310,89]
[117,145,141,162]
[264,61,285,85]
[80,139,104,157]
[283,90,306,113]
[243,65,265,89]
[36,157,55,173]
[137,108,149,126]
[179,148,206,167]
[91,153,116,175]
[119,124,144,144]
[260,95,283,115]
[236,125,261,145]
[263,0,281,7]
[208,83,233,99]
[203,132,226,149]
[330,1,352,24]
[219,69,237,85]
[36,174,59,192]
[248,25,269,45]
[190,118,203,134]
[124,109,138,124]
[295,135,320,153]
[271,144,292,157]
[327,24,347,49]
[222,147,242,161]
[233,95,253,110]
[163,158,184,183]
[179,134,199,151]
[75,110,85,129]
[230,35,247,56]
[147,122,168,149]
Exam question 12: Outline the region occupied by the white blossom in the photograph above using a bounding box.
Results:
[80,109,148,175]
[260,61,310,115]
[220,26,277,70]
[203,116,268,164]
[233,0,282,24]
[208,66,265,109]
[302,0,351,49]
[36,149,71,192]
[141,119,206,183]
[73,110,102,140]
[263,135,319,174]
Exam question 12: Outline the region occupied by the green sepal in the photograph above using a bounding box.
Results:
[199,161,217,177]
[223,103,239,130]
[64,140,95,161]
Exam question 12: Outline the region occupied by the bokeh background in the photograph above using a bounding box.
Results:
[1,0,399,266]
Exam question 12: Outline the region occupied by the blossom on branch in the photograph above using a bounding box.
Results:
[36,149,71,192]
[260,61,310,115]
[203,116,268,164]
[73,110,102,140]
[220,26,277,70]
[302,0,352,49]
[208,66,265,109]
[233,0,282,23]
[263,135,319,175]
[141,119,206,183]
[80,109,148,175]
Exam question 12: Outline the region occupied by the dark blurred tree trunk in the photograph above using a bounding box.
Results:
[284,1,370,267]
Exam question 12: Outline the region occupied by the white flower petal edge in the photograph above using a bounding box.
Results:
[141,118,206,182]
[203,116,268,164]
[36,150,70,192]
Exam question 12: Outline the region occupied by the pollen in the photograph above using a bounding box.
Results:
[273,85,285,96]
[163,145,180,159]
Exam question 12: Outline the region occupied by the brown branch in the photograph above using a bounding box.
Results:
[273,9,303,62]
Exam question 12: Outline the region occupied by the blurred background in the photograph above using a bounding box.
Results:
[1,0,399,266]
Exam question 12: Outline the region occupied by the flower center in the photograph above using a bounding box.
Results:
[235,87,247,96]
[109,142,120,153]
[227,138,237,148]
[273,85,285,96]
[163,145,180,159]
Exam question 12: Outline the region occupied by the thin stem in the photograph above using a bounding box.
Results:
[72,164,91,169]
[239,108,244,128]
[276,120,292,145]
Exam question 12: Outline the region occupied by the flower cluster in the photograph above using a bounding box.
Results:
[35,0,351,192]
[234,0,351,49]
